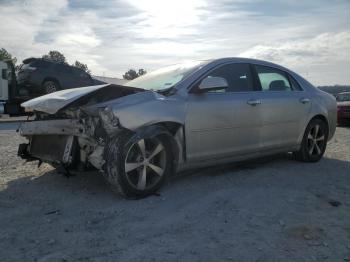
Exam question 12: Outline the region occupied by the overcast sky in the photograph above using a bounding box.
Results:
[1,0,349,85]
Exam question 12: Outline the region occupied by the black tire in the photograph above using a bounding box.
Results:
[43,80,60,94]
[293,118,328,162]
[103,129,174,198]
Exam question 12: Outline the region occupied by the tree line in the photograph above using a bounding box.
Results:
[0,48,146,80]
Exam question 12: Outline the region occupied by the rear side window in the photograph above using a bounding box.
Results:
[254,65,292,91]
[21,60,51,70]
[55,64,71,73]
[202,63,254,93]
[31,60,52,68]
[80,72,90,79]
[72,68,89,78]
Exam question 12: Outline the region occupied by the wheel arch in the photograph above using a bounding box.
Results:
[294,113,329,162]
[310,114,329,129]
[132,121,185,169]
[297,113,330,147]
[308,114,330,140]
[157,121,183,135]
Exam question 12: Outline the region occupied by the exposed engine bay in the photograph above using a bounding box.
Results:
[18,83,184,175]
[18,84,146,171]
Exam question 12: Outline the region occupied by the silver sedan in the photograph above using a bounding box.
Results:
[18,58,337,197]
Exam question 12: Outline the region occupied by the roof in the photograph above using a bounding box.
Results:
[23,57,66,64]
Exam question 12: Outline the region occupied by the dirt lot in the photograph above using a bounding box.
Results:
[0,123,349,262]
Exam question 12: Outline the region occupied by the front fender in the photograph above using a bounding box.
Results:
[107,93,186,131]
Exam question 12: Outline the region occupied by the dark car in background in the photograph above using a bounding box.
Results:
[17,58,95,97]
[336,92,350,125]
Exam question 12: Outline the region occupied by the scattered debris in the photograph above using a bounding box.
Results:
[303,234,313,240]
[279,220,286,227]
[328,200,342,207]
[56,165,73,177]
[48,238,56,245]
[286,225,325,241]
[44,210,60,215]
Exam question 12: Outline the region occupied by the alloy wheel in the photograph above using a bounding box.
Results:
[45,82,57,93]
[124,138,166,191]
[307,124,326,156]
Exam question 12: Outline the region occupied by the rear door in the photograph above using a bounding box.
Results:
[185,63,263,161]
[252,64,311,149]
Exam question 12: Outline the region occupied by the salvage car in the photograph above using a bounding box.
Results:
[17,58,95,96]
[336,92,350,125]
[18,58,337,197]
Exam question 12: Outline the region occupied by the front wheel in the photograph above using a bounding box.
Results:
[293,118,328,162]
[103,130,174,197]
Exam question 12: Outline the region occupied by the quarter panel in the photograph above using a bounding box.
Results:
[258,91,312,148]
[303,90,337,142]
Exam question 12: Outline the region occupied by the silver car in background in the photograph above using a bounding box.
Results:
[18,58,337,197]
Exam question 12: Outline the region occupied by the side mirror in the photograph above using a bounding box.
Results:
[198,77,229,92]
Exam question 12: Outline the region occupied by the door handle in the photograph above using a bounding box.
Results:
[300,98,310,104]
[247,99,261,106]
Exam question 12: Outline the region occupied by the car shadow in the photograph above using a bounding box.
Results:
[338,122,350,128]
[173,153,292,180]
[1,153,350,204]
[0,168,117,203]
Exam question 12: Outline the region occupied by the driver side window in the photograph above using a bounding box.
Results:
[202,63,254,93]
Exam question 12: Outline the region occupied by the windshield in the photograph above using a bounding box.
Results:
[337,93,350,102]
[124,61,206,91]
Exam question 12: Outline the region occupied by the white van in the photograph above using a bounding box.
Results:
[0,61,9,114]
[0,60,24,115]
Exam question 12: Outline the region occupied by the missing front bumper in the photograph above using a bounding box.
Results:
[18,135,76,164]
[18,118,106,170]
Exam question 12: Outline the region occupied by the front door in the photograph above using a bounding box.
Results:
[185,63,262,161]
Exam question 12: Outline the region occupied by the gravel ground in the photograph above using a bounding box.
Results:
[0,123,349,262]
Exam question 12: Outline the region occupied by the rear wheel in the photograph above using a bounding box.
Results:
[43,80,59,94]
[103,130,173,197]
[293,118,328,162]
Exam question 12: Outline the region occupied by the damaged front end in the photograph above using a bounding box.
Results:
[18,84,144,171]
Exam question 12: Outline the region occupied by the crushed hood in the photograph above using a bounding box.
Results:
[21,84,144,114]
[22,84,109,114]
